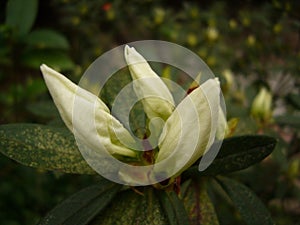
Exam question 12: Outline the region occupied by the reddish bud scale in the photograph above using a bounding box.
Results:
[141,136,155,165]
[186,85,199,95]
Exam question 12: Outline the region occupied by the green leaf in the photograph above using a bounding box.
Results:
[21,49,75,70]
[156,190,189,225]
[183,135,277,178]
[217,177,274,225]
[24,77,47,99]
[26,100,60,118]
[0,123,95,174]
[91,188,168,225]
[275,115,300,128]
[5,0,38,36]
[183,180,219,225]
[39,179,121,225]
[287,93,300,109]
[25,29,70,50]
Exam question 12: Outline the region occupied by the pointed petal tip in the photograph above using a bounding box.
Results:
[124,45,129,55]
[124,45,143,66]
[206,77,221,89]
[40,65,50,80]
[40,64,47,73]
[40,64,55,76]
[40,64,70,91]
[124,45,135,56]
[214,77,220,85]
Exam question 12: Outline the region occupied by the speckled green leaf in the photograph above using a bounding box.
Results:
[0,123,95,174]
[182,180,219,225]
[217,176,274,225]
[39,179,121,225]
[156,190,189,225]
[90,187,168,225]
[183,135,276,178]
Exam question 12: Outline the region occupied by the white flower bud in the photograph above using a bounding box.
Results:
[124,45,175,120]
[40,64,136,157]
[156,78,221,177]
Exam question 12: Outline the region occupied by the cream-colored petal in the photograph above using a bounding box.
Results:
[40,64,109,130]
[124,45,175,120]
[40,64,136,157]
[155,78,220,176]
[216,106,228,140]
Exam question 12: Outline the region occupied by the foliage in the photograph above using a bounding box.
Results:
[0,122,277,224]
[0,0,74,122]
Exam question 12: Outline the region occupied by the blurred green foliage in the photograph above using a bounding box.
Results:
[0,0,299,224]
[0,0,74,123]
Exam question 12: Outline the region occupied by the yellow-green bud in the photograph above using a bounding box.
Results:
[251,87,273,125]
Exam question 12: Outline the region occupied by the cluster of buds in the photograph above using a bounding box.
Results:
[40,45,225,187]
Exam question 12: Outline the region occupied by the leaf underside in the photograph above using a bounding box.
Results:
[91,187,168,225]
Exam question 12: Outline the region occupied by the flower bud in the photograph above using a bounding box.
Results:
[40,64,136,157]
[251,87,273,124]
[156,78,221,177]
[124,45,175,120]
